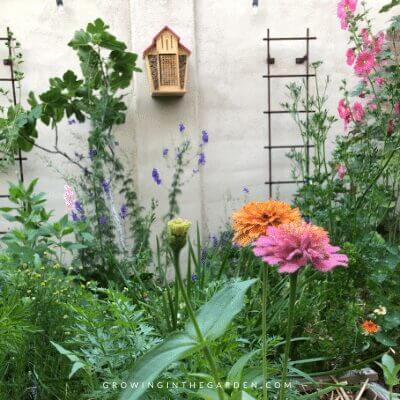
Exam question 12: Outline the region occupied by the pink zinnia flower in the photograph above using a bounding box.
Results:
[346,48,355,66]
[338,99,351,128]
[253,222,348,273]
[336,164,347,180]
[352,102,365,121]
[354,51,376,76]
[337,0,357,29]
[375,77,385,86]
[64,184,75,210]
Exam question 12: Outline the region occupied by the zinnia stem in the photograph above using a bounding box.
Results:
[172,249,225,400]
[279,272,299,400]
[262,266,269,400]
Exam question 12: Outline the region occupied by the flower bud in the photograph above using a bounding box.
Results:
[167,218,191,252]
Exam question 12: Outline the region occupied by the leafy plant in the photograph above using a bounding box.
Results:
[376,354,400,400]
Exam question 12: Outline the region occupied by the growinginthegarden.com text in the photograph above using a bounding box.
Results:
[102,381,293,390]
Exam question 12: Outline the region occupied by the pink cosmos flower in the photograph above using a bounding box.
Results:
[375,77,385,86]
[352,102,365,121]
[354,50,375,76]
[346,48,356,66]
[64,184,75,210]
[253,222,348,273]
[337,0,357,30]
[338,99,351,128]
[336,164,347,180]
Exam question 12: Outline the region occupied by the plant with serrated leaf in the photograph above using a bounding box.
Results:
[51,288,159,400]
[2,19,155,285]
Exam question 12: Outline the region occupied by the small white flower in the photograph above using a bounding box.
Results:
[373,306,387,315]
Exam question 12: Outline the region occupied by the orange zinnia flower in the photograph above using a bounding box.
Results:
[232,200,301,246]
[362,320,380,334]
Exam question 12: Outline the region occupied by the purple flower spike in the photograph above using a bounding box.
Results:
[191,273,198,282]
[163,148,169,157]
[201,130,209,144]
[198,152,206,166]
[74,200,85,214]
[152,168,162,185]
[71,211,79,222]
[179,123,185,133]
[89,149,97,161]
[99,216,108,225]
[101,180,110,195]
[119,204,128,220]
[243,187,250,194]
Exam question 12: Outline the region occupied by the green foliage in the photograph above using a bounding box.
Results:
[121,279,256,400]
[380,0,400,13]
[52,288,159,399]
[0,179,90,268]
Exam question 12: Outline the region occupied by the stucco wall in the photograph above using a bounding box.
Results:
[0,0,395,238]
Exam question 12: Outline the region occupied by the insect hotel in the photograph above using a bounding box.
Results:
[143,26,191,97]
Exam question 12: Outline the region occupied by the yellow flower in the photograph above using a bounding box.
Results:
[167,218,192,251]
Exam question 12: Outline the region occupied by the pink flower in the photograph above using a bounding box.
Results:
[253,222,348,273]
[64,184,75,210]
[360,28,370,46]
[352,102,365,121]
[373,32,385,55]
[336,164,347,180]
[394,103,400,114]
[354,51,376,76]
[337,0,357,29]
[338,99,351,128]
[375,77,385,86]
[346,48,356,66]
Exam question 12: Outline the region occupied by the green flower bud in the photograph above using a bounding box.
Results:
[167,218,191,252]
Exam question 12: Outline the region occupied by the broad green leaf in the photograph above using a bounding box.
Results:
[195,388,227,400]
[120,333,202,400]
[375,332,397,347]
[187,279,257,340]
[382,354,396,373]
[121,280,256,400]
[241,392,257,400]
[69,361,85,379]
[227,350,259,386]
[385,312,400,329]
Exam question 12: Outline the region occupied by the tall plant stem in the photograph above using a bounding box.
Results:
[172,249,225,400]
[262,266,269,400]
[279,272,299,400]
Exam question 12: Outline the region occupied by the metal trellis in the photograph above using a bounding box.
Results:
[263,28,316,198]
[0,27,27,234]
